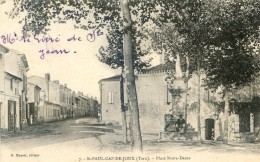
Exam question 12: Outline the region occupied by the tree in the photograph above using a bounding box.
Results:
[150,0,207,141]
[97,20,151,144]
[10,0,162,152]
[120,0,141,151]
[149,0,260,143]
[148,24,192,121]
[161,0,260,144]
[202,0,260,144]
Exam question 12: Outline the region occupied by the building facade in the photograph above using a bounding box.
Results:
[0,44,29,132]
[76,92,89,117]
[28,74,65,122]
[27,74,99,123]
[99,63,260,142]
[1,44,100,130]
[99,75,122,125]
[27,82,41,125]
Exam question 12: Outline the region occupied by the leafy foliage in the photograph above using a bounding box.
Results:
[150,0,260,92]
[11,0,161,35]
[97,21,151,72]
[202,0,260,91]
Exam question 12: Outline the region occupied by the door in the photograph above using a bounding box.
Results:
[29,103,35,124]
[239,113,250,132]
[0,102,2,129]
[205,118,215,140]
[254,112,260,134]
[8,100,16,131]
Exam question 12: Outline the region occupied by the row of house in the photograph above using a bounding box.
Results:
[27,74,99,124]
[0,44,99,132]
[99,56,260,142]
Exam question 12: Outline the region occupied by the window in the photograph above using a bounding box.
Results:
[108,92,114,104]
[15,88,17,95]
[53,109,57,117]
[10,79,13,90]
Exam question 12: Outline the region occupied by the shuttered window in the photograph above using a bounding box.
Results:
[108,92,114,104]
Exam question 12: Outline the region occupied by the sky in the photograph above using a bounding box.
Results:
[0,1,160,101]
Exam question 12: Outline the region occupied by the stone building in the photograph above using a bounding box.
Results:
[76,92,89,117]
[0,44,29,131]
[99,61,260,142]
[59,83,73,119]
[27,74,73,122]
[26,82,41,125]
[99,63,174,133]
[27,75,99,123]
[99,75,122,125]
[89,97,99,117]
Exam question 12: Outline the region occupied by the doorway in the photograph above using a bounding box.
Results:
[8,100,16,131]
[28,103,35,125]
[0,102,2,129]
[205,118,215,140]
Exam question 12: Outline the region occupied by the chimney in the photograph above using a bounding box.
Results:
[64,84,67,88]
[45,73,50,81]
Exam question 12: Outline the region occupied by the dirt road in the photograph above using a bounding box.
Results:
[0,117,259,162]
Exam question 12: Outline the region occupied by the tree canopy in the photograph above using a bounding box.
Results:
[97,21,151,72]
[148,0,260,91]
[8,0,260,146]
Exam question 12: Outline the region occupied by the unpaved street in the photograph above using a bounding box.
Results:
[0,117,259,162]
[1,117,113,150]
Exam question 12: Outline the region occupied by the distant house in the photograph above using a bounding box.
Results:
[90,97,99,117]
[99,61,260,142]
[27,73,99,123]
[76,92,89,117]
[27,82,41,124]
[99,63,175,133]
[27,74,73,122]
[99,75,122,125]
[0,44,29,132]
[75,92,99,118]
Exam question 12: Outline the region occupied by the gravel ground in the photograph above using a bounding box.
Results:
[0,117,259,162]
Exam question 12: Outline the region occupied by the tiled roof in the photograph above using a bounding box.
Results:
[99,62,177,82]
[98,75,121,83]
[99,62,176,82]
[0,44,9,53]
[141,61,175,73]
[5,72,22,81]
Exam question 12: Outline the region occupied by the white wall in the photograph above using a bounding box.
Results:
[100,80,121,124]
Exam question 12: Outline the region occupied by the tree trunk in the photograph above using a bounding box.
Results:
[120,71,128,143]
[120,0,142,152]
[197,60,201,142]
[223,91,229,144]
[184,56,189,121]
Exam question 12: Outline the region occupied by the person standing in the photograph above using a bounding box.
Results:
[176,114,186,133]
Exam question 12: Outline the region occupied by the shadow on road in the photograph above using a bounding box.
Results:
[0,117,114,150]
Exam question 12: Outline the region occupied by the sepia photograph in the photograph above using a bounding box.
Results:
[0,0,259,162]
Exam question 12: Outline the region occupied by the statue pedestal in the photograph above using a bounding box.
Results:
[159,129,198,142]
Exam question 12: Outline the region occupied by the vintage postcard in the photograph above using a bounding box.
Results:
[0,0,259,162]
